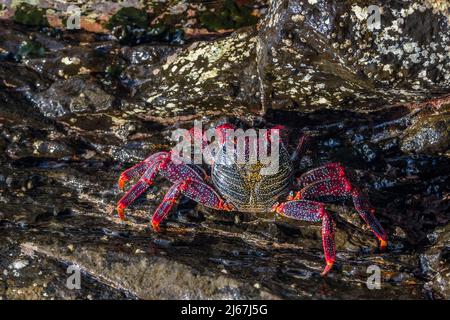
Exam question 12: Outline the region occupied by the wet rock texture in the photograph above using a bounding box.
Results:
[257,0,450,110]
[0,0,450,300]
[137,28,261,117]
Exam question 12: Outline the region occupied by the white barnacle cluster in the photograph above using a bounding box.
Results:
[346,1,450,92]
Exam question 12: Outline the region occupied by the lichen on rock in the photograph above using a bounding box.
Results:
[137,27,260,118]
[257,0,450,111]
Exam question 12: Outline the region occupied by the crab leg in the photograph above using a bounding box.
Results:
[296,178,388,249]
[297,162,346,188]
[159,157,205,183]
[117,161,163,220]
[351,187,388,249]
[118,152,168,190]
[290,134,309,162]
[151,181,185,232]
[185,127,208,150]
[151,178,233,231]
[273,200,336,276]
[117,152,207,219]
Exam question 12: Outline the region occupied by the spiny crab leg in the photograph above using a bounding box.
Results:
[351,187,388,250]
[294,177,388,250]
[118,152,168,190]
[117,152,201,219]
[158,156,206,183]
[117,160,162,220]
[151,178,234,231]
[297,162,346,188]
[117,151,233,224]
[117,152,172,219]
[151,181,184,232]
[272,200,336,276]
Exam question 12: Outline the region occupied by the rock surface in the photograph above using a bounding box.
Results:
[0,0,449,300]
[257,0,450,111]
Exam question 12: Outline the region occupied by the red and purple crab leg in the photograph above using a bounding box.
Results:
[116,156,167,220]
[118,152,168,190]
[185,127,208,150]
[151,178,234,231]
[117,152,207,220]
[272,200,336,276]
[294,177,388,249]
[296,162,346,188]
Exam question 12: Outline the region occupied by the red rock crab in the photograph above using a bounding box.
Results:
[116,123,387,275]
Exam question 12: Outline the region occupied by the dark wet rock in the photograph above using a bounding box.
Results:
[257,0,450,111]
[119,45,180,89]
[0,134,6,154]
[22,46,119,81]
[0,62,50,92]
[105,6,185,46]
[107,7,150,31]
[31,76,114,118]
[422,223,450,299]
[17,240,263,299]
[136,28,260,118]
[15,40,46,60]
[0,24,117,81]
[0,26,29,55]
[0,0,268,36]
[401,103,450,154]
[32,140,74,159]
[199,0,259,31]
[120,45,178,66]
[0,230,132,299]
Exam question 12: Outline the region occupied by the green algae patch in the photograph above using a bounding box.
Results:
[199,0,258,31]
[13,3,48,27]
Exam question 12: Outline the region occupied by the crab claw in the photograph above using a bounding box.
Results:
[271,202,284,214]
[218,199,234,211]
